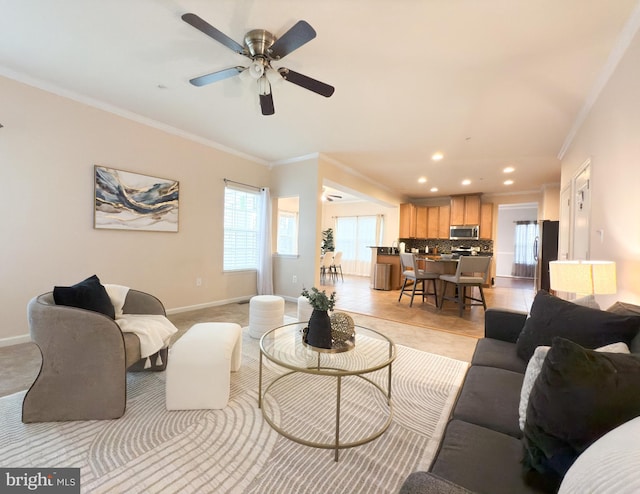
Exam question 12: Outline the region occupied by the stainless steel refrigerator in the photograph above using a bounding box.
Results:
[534,220,559,292]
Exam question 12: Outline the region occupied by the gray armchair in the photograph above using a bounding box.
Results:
[22,289,169,423]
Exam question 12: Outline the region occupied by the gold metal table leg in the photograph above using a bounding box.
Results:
[335,375,341,462]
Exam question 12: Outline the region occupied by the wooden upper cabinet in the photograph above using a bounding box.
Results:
[399,203,417,238]
[450,194,481,225]
[480,203,494,239]
[416,206,428,238]
[427,206,439,238]
[450,196,466,225]
[438,205,450,238]
[464,195,481,225]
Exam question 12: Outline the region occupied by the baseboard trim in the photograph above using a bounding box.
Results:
[0,334,32,348]
[165,296,252,315]
[2,295,296,346]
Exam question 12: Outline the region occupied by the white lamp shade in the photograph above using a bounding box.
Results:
[549,260,617,295]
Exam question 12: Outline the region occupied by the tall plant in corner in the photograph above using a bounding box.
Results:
[321,228,335,254]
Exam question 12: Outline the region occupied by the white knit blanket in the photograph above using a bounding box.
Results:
[116,314,177,359]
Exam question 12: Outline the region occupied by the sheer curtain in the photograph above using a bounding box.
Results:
[257,187,273,294]
[512,221,537,278]
[335,215,383,276]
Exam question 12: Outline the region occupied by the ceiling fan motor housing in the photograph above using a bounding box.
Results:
[244,29,277,58]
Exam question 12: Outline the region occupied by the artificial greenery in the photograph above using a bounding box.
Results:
[301,287,337,311]
[321,228,335,253]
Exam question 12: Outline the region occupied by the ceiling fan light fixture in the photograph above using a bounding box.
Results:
[257,74,271,96]
[249,59,265,79]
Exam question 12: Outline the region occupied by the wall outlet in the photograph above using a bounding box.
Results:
[292,275,297,284]
[196,277,202,287]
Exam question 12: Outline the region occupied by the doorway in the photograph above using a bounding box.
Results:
[495,203,538,288]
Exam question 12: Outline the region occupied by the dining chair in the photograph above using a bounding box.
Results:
[398,253,439,307]
[330,251,344,282]
[320,252,335,283]
[438,256,492,317]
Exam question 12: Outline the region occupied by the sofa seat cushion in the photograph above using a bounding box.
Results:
[452,365,524,438]
[123,333,141,369]
[471,338,527,373]
[430,420,557,494]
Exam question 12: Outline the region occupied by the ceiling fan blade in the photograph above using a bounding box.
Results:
[189,66,244,86]
[270,20,316,59]
[278,68,335,97]
[182,13,245,55]
[259,92,275,115]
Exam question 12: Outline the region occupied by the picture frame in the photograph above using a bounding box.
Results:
[94,165,179,232]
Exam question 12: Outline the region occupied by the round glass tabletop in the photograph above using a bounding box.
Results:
[259,322,396,376]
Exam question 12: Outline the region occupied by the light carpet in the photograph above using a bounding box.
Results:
[0,327,468,494]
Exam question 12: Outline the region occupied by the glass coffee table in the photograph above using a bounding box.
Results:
[259,322,396,461]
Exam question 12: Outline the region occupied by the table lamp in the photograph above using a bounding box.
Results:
[549,260,617,296]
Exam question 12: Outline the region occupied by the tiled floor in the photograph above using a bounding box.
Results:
[324,274,535,339]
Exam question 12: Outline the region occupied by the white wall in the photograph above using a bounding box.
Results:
[0,76,270,343]
[560,27,640,306]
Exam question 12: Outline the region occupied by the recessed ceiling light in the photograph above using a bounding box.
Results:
[462,179,471,186]
[504,180,514,185]
[503,166,515,173]
[418,177,427,184]
[430,187,439,192]
[432,152,444,161]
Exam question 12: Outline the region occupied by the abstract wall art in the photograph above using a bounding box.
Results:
[94,166,179,232]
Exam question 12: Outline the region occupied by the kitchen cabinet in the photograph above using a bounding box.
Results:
[399,203,416,238]
[438,205,450,238]
[480,203,494,239]
[450,194,481,225]
[416,206,428,238]
[427,206,439,238]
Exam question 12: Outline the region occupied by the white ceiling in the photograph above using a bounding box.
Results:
[1,0,639,199]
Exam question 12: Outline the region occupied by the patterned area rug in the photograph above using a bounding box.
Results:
[0,327,468,494]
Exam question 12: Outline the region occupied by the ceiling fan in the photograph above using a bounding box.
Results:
[322,188,342,202]
[181,13,335,116]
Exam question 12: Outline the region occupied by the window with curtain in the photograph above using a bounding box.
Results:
[335,215,383,276]
[512,220,537,278]
[223,185,259,271]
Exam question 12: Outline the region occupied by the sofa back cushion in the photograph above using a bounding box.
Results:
[607,301,640,353]
[516,291,640,361]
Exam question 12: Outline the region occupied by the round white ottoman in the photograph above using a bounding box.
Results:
[297,295,313,323]
[249,295,284,339]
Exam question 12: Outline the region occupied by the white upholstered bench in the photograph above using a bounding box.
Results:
[165,322,242,410]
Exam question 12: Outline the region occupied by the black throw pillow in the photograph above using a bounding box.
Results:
[515,291,640,361]
[522,337,640,480]
[53,274,115,319]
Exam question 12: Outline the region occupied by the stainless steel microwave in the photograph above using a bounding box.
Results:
[450,225,479,240]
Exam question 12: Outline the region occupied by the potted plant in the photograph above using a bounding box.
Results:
[301,287,336,349]
[321,228,335,254]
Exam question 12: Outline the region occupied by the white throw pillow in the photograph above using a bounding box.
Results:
[518,341,630,431]
[559,416,640,493]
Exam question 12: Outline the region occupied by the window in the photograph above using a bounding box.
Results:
[335,215,383,276]
[276,196,299,256]
[277,211,298,255]
[224,186,259,271]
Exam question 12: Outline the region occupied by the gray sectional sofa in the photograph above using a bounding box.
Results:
[400,293,640,494]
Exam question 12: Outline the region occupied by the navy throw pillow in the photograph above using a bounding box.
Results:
[53,274,115,319]
[516,291,640,361]
[522,337,640,480]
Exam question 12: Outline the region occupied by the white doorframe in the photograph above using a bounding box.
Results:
[571,159,591,260]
